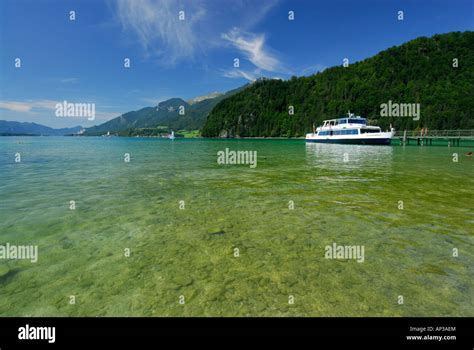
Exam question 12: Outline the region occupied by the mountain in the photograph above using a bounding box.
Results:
[84,85,246,135]
[188,92,223,104]
[0,120,83,136]
[202,31,474,137]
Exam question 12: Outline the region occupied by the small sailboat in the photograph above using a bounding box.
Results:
[169,130,175,140]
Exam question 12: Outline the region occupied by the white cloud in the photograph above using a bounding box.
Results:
[0,102,31,113]
[233,0,279,29]
[0,100,59,113]
[59,78,79,84]
[114,0,206,65]
[301,64,327,76]
[222,69,258,82]
[221,28,282,72]
[111,0,283,75]
[0,100,119,120]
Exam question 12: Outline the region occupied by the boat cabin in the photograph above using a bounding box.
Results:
[322,116,367,128]
[317,116,382,136]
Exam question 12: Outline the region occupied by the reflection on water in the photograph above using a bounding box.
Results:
[305,142,393,172]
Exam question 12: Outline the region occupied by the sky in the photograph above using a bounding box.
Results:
[0,0,473,128]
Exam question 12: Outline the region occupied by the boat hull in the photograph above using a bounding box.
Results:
[305,138,392,145]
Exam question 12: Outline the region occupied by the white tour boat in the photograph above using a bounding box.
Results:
[305,112,395,145]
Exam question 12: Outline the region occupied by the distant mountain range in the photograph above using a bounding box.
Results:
[84,85,247,136]
[202,31,474,137]
[0,120,83,136]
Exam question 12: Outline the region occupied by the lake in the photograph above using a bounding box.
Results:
[0,137,473,316]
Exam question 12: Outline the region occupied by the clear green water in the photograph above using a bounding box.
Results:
[0,137,473,316]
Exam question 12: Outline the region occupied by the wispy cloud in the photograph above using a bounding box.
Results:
[222,69,258,82]
[43,77,80,85]
[112,0,282,76]
[222,69,286,82]
[114,0,206,65]
[300,64,327,76]
[232,0,280,29]
[221,27,282,72]
[0,100,59,113]
[59,77,79,84]
[0,99,122,124]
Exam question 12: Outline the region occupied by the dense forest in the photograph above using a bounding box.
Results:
[202,31,474,137]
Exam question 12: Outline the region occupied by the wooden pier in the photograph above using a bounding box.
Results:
[395,130,474,146]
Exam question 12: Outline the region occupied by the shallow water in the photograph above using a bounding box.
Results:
[0,137,473,316]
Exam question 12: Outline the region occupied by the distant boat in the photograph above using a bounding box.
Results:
[306,112,395,145]
[169,131,175,140]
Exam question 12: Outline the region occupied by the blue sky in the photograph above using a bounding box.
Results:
[0,0,472,128]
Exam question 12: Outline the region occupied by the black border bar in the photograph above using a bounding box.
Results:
[0,317,472,346]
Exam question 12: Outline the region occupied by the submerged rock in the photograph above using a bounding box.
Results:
[59,237,74,250]
[0,267,19,285]
[209,230,225,236]
[0,264,10,278]
[172,275,194,287]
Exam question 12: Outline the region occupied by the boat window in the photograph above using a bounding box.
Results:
[348,119,366,124]
[329,129,358,135]
[360,129,380,133]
